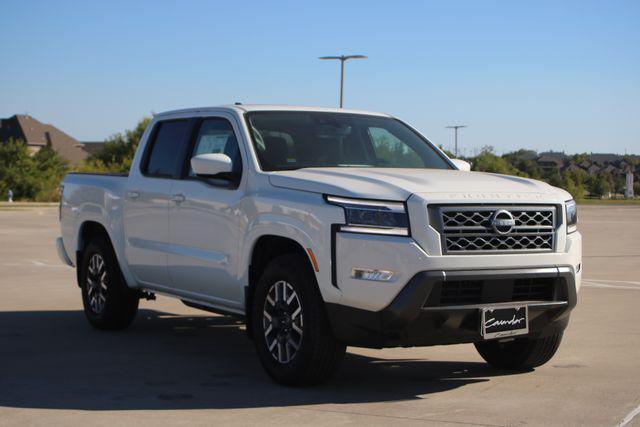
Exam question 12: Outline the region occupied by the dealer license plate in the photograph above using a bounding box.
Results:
[481,306,528,339]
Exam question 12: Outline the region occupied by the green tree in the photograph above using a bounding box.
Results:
[546,170,563,188]
[588,172,613,198]
[0,139,69,202]
[622,155,639,168]
[572,153,588,164]
[32,142,69,201]
[0,139,39,201]
[471,146,519,175]
[78,117,152,173]
[500,150,541,179]
[562,170,585,199]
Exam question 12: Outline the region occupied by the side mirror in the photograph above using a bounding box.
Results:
[451,158,471,171]
[191,153,233,177]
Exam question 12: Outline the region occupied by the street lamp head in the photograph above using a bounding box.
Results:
[318,54,368,108]
[319,55,368,61]
[445,125,467,158]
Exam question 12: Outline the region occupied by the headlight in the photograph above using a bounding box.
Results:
[326,196,409,236]
[566,199,578,234]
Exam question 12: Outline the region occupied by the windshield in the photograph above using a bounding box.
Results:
[246,111,452,172]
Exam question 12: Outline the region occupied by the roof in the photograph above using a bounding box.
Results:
[0,114,88,164]
[80,141,106,156]
[517,150,538,161]
[537,155,566,166]
[155,104,393,118]
[538,151,569,160]
[588,153,621,164]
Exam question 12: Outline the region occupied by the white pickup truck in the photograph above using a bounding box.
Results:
[57,105,581,385]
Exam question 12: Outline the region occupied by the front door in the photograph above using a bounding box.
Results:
[167,116,245,311]
[124,119,190,288]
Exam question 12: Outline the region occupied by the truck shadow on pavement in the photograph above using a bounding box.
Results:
[0,309,519,410]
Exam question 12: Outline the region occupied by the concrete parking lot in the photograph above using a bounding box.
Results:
[0,205,638,426]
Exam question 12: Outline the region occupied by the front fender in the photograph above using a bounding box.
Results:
[240,212,342,305]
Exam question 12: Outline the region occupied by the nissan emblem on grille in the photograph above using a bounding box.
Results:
[437,205,556,254]
[491,210,516,234]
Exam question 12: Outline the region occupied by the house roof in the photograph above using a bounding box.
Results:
[80,141,106,157]
[588,153,621,164]
[538,151,569,160]
[537,154,566,167]
[578,161,591,169]
[0,114,88,164]
[565,164,583,173]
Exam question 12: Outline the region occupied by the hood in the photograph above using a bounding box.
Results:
[268,168,567,201]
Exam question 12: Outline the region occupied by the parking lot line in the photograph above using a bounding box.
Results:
[618,402,640,427]
[582,280,640,291]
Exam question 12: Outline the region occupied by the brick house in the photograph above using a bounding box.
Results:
[0,114,91,165]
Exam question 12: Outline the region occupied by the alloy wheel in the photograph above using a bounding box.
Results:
[86,253,107,314]
[262,280,303,364]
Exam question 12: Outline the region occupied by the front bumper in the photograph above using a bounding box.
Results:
[326,266,576,349]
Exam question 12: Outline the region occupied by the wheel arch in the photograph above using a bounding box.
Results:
[245,234,314,339]
[76,220,137,289]
[76,221,110,287]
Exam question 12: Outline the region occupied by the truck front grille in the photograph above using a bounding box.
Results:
[434,205,556,254]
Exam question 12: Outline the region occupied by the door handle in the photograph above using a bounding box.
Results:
[170,193,186,203]
[126,191,140,200]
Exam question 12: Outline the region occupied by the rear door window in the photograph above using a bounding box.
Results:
[143,120,189,177]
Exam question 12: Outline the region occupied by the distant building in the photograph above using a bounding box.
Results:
[588,153,622,165]
[0,114,91,165]
[516,150,538,161]
[536,152,567,171]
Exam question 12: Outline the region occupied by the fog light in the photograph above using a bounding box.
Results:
[351,268,394,282]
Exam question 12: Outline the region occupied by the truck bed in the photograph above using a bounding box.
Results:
[60,172,129,270]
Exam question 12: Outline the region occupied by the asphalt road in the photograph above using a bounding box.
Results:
[0,205,639,426]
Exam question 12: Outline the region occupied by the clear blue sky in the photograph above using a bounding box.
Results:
[1,0,639,155]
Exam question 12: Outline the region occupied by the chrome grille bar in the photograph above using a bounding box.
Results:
[435,205,557,254]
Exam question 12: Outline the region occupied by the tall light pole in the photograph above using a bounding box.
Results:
[319,55,367,108]
[446,125,467,157]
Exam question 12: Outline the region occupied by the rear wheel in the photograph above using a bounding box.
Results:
[475,332,563,370]
[251,254,346,386]
[80,235,139,330]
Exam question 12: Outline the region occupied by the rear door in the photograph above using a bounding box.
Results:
[167,114,246,310]
[123,119,191,288]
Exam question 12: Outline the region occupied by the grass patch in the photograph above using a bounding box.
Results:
[0,202,58,210]
[577,199,640,205]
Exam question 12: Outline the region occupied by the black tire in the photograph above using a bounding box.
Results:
[251,253,346,386]
[474,332,563,370]
[80,234,139,330]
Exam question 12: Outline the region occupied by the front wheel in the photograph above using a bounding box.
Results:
[474,332,564,370]
[80,235,139,330]
[251,254,346,386]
